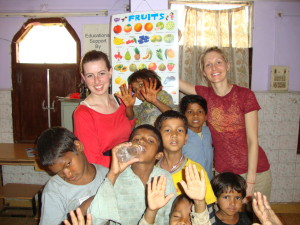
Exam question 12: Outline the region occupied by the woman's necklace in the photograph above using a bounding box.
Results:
[160,154,184,173]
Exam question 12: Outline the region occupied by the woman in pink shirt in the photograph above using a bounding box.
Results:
[179,47,271,199]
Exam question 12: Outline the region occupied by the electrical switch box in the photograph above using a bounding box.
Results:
[270,66,289,91]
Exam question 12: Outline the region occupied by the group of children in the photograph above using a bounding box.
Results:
[36,50,279,225]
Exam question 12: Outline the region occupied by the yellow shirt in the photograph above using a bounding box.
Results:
[158,157,216,205]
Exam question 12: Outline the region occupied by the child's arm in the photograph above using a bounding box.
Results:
[180,164,206,213]
[252,192,283,225]
[64,208,92,225]
[114,83,136,119]
[141,78,172,113]
[142,175,174,225]
[107,142,140,185]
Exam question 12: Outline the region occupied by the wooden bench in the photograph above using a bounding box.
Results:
[0,183,44,217]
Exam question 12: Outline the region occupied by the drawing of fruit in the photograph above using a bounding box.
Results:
[138,63,147,70]
[148,63,157,71]
[144,22,153,32]
[115,76,126,85]
[114,64,123,71]
[150,35,162,42]
[124,24,132,33]
[164,34,174,43]
[113,25,122,34]
[125,50,131,60]
[113,37,125,45]
[167,63,175,71]
[166,21,175,30]
[156,22,164,30]
[156,49,164,60]
[134,23,142,32]
[120,66,128,72]
[165,49,175,59]
[158,63,166,71]
[134,47,140,60]
[129,63,137,72]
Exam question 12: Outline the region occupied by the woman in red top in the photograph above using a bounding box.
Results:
[179,47,271,199]
[74,50,134,168]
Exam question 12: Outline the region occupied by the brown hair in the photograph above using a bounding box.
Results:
[80,50,111,74]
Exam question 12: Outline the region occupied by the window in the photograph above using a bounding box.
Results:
[18,23,76,63]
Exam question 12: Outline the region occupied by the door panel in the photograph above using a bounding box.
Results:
[13,64,79,142]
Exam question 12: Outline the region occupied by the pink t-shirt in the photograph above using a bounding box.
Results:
[74,102,134,168]
[195,85,270,174]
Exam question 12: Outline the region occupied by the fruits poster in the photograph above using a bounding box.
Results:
[111,10,179,104]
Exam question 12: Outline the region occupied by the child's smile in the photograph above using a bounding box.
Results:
[184,103,206,133]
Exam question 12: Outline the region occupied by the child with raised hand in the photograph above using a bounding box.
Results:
[140,164,211,225]
[252,192,283,225]
[64,208,92,225]
[115,69,175,127]
[211,172,252,225]
[154,110,216,224]
[87,124,176,225]
[179,94,214,180]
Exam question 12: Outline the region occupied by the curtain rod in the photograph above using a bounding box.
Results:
[0,11,108,18]
[170,1,252,5]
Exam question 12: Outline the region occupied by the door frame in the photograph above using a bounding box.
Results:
[11,17,81,142]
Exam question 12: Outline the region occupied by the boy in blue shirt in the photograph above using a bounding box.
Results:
[179,95,214,180]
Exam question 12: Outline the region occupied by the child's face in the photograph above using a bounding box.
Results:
[131,78,148,101]
[130,128,161,163]
[160,118,188,153]
[217,189,243,217]
[169,198,192,225]
[184,103,206,133]
[48,141,87,185]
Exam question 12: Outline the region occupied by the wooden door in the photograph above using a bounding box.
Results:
[13,64,79,142]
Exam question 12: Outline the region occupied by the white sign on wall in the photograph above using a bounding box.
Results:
[111,10,179,104]
[83,24,110,57]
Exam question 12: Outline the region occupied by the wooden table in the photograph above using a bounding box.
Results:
[0,143,36,166]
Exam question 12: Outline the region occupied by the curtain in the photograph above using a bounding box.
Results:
[179,4,253,89]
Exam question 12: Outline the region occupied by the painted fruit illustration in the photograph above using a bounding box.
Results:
[164,34,174,43]
[120,66,128,72]
[114,64,123,71]
[124,24,132,33]
[156,22,164,30]
[125,50,131,60]
[115,76,126,85]
[113,25,122,34]
[134,23,143,32]
[148,63,157,71]
[150,35,162,42]
[129,64,137,72]
[138,63,147,70]
[165,49,175,59]
[167,63,175,71]
[166,21,175,30]
[144,22,153,32]
[158,63,166,71]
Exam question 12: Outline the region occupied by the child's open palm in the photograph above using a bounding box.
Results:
[64,208,92,225]
[115,83,136,107]
[180,164,206,202]
[141,78,162,104]
[147,175,174,211]
[252,192,283,225]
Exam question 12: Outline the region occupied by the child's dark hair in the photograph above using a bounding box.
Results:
[179,95,207,115]
[154,110,188,134]
[129,124,164,153]
[37,127,79,167]
[170,194,193,217]
[80,50,111,74]
[127,69,162,89]
[211,172,247,198]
